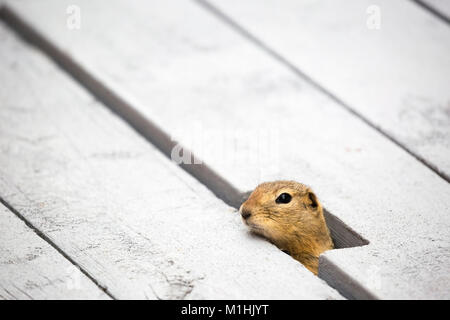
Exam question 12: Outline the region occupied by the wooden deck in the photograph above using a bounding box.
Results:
[0,0,449,299]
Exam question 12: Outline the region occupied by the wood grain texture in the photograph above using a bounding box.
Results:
[0,203,109,300]
[0,21,341,299]
[206,0,450,182]
[5,0,450,299]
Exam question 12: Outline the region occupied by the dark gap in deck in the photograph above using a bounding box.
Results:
[412,0,450,26]
[318,256,378,300]
[193,0,450,186]
[323,210,368,249]
[1,4,368,300]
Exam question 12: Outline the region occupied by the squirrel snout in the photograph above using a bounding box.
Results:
[240,206,252,220]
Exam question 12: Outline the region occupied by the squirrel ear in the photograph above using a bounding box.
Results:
[308,192,319,209]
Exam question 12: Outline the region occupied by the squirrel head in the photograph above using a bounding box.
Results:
[239,180,333,274]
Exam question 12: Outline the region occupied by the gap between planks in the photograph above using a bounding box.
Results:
[411,0,450,25]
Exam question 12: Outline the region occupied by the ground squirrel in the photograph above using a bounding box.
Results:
[239,181,334,275]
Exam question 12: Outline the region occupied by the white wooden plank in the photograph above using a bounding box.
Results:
[0,21,341,299]
[417,0,450,20]
[206,0,450,182]
[4,0,450,299]
[0,203,109,300]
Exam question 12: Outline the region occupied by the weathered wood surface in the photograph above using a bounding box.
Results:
[206,0,450,182]
[416,0,450,20]
[0,21,341,299]
[0,203,109,300]
[5,0,450,299]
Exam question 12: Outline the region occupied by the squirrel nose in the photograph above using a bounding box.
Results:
[241,208,252,220]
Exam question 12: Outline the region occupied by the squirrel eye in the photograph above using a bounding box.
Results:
[276,193,292,204]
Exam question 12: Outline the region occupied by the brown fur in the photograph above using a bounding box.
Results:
[239,181,333,275]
